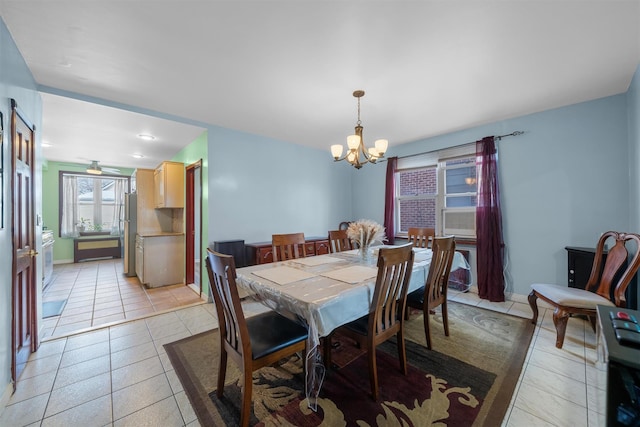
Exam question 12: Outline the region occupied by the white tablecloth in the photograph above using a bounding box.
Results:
[234,245,470,407]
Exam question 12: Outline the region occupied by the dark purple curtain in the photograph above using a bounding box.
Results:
[384,157,397,244]
[476,137,505,302]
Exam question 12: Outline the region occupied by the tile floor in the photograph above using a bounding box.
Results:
[41,259,205,339]
[1,282,606,426]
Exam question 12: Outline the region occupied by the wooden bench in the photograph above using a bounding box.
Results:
[74,236,122,263]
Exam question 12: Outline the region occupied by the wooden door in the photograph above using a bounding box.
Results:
[11,99,37,385]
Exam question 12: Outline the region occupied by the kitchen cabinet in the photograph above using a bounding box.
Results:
[154,161,185,208]
[136,233,185,287]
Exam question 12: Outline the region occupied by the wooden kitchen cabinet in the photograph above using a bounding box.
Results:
[136,234,185,287]
[154,161,185,208]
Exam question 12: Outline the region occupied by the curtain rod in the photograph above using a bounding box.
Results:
[387,130,525,162]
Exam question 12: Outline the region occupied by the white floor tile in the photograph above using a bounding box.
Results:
[111,373,173,420]
[6,287,600,426]
[40,394,112,427]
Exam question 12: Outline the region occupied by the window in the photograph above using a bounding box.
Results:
[395,145,476,238]
[396,166,437,234]
[59,172,129,237]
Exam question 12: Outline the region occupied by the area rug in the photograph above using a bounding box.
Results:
[42,299,67,318]
[164,301,534,426]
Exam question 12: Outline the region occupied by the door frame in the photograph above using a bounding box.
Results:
[185,160,202,294]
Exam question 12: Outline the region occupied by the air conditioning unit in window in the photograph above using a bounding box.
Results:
[442,208,476,238]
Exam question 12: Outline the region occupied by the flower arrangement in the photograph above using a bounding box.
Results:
[346,219,386,249]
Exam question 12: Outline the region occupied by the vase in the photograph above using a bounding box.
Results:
[358,245,371,262]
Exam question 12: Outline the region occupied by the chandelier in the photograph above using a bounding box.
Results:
[331,90,388,169]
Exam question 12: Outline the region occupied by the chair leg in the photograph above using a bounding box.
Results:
[552,307,570,349]
[217,348,228,398]
[396,330,408,375]
[423,308,432,350]
[323,335,332,369]
[528,291,539,325]
[239,368,253,427]
[368,341,379,400]
[442,301,449,337]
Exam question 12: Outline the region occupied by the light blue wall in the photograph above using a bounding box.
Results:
[207,125,353,245]
[354,94,633,299]
[0,19,43,403]
[629,64,640,233]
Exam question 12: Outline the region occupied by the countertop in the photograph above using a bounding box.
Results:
[137,232,184,237]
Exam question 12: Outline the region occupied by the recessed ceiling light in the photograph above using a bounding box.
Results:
[132,153,144,159]
[137,134,155,141]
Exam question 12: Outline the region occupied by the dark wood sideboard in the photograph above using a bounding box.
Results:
[246,236,330,265]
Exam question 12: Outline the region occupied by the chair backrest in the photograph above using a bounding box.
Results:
[329,229,352,253]
[408,227,435,248]
[205,249,249,361]
[272,233,306,261]
[424,236,456,308]
[369,244,415,335]
[586,231,640,307]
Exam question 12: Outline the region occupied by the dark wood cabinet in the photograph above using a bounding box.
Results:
[566,246,637,310]
[246,237,330,265]
[566,246,604,290]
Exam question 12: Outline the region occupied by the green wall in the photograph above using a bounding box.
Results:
[42,160,135,262]
[171,131,209,295]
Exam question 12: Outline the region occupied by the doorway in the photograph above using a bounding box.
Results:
[185,160,202,294]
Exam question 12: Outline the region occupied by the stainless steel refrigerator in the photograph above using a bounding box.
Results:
[123,193,137,276]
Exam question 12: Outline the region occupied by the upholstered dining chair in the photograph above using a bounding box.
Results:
[325,244,414,400]
[272,232,306,261]
[405,235,456,350]
[529,231,640,349]
[205,249,308,427]
[407,227,435,249]
[328,229,352,253]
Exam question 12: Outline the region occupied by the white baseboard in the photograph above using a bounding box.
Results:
[53,259,73,265]
[465,284,529,305]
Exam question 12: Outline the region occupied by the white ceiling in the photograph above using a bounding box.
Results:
[1,1,639,171]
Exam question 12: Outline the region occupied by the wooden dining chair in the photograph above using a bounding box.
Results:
[405,235,456,350]
[325,244,414,400]
[328,229,352,253]
[529,231,640,349]
[407,227,435,248]
[272,232,306,261]
[205,249,308,427]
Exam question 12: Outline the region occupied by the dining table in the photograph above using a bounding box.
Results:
[234,245,471,409]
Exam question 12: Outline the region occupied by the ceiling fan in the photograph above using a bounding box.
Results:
[86,160,121,175]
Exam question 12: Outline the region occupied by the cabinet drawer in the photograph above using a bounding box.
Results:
[315,240,330,256]
[257,247,274,264]
[305,243,316,256]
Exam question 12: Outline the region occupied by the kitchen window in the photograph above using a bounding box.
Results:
[59,172,129,238]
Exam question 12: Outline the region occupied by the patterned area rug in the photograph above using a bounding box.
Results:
[164,301,534,426]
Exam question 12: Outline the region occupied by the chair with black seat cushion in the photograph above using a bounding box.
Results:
[408,227,435,249]
[529,231,640,349]
[328,229,352,253]
[205,249,308,427]
[405,235,456,350]
[325,244,414,400]
[272,232,306,261]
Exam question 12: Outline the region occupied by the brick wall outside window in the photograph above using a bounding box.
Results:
[398,167,436,232]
